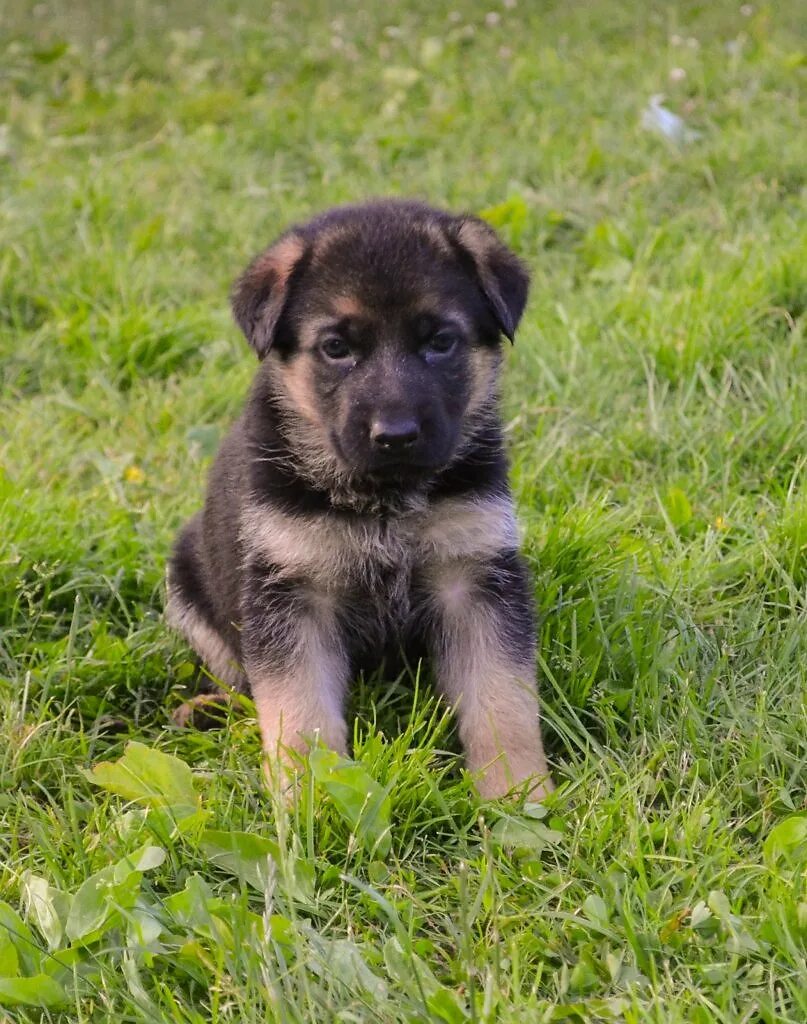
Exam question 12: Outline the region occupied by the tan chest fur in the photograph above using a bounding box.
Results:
[240,494,518,595]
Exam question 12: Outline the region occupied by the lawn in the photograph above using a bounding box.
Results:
[1,1,806,1020]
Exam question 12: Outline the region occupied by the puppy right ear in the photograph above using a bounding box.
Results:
[230,232,307,358]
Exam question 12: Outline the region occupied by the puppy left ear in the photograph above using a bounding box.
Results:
[450,217,530,342]
[231,232,307,358]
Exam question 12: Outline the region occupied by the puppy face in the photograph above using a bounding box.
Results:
[281,241,495,482]
[231,201,529,489]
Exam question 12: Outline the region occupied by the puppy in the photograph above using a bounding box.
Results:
[166,200,552,800]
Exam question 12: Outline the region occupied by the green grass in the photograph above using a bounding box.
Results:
[1,0,806,1020]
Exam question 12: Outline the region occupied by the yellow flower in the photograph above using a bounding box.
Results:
[124,464,145,485]
[714,515,728,530]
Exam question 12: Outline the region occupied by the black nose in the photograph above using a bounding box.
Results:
[370,416,420,451]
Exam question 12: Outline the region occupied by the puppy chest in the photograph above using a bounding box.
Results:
[242,502,416,590]
[241,495,517,624]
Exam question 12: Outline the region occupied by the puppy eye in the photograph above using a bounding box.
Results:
[321,336,352,360]
[425,332,458,356]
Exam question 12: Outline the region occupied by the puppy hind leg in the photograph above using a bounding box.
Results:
[165,599,246,726]
[166,517,246,725]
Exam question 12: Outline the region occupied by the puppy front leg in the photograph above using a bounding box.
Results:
[430,552,552,801]
[242,563,349,781]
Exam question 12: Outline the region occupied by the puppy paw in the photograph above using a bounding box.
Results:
[523,773,555,803]
[260,726,349,803]
[172,692,233,729]
[262,750,305,804]
[473,755,554,802]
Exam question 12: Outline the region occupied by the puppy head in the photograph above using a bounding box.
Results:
[232,200,529,487]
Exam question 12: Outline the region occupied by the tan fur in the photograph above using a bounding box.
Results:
[247,596,349,768]
[300,297,472,342]
[330,294,365,318]
[172,692,232,728]
[165,583,244,688]
[237,233,307,353]
[296,313,347,352]
[416,219,453,255]
[251,233,306,288]
[420,494,518,559]
[263,342,350,493]
[467,346,501,416]
[455,219,497,276]
[240,500,418,595]
[275,349,322,423]
[240,493,519,587]
[429,560,552,801]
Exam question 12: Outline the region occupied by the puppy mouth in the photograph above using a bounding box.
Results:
[328,431,442,485]
[367,460,433,480]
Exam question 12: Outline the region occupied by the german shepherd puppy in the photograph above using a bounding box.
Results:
[166,200,552,800]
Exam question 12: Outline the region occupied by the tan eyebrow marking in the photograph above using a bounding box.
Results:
[296,314,343,350]
[330,294,365,318]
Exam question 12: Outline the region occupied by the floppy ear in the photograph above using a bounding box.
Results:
[450,217,530,341]
[230,232,307,358]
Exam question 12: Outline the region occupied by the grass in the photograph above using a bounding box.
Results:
[1,0,806,1020]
